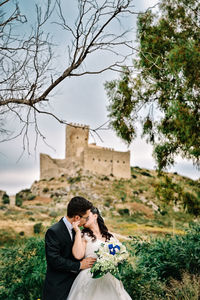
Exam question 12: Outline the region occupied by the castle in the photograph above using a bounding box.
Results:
[40,124,131,179]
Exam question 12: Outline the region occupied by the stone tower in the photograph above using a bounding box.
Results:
[65,125,89,164]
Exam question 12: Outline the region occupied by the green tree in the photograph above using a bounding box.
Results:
[105,0,200,171]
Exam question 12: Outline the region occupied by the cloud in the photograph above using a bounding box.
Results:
[0,169,39,195]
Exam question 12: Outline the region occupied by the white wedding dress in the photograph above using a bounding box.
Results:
[67,234,132,300]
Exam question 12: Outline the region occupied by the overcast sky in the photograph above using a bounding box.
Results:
[0,0,199,195]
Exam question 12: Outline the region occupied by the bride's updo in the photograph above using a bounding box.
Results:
[82,207,113,242]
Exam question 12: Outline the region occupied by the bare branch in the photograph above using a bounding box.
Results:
[0,0,152,148]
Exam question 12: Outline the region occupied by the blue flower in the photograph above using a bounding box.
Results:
[108,244,121,255]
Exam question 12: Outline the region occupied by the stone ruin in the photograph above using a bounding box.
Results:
[40,124,131,179]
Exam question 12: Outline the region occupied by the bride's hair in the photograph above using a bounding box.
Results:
[82,207,113,241]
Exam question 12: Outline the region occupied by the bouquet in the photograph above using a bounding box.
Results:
[90,238,128,280]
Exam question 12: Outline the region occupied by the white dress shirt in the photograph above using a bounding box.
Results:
[63,216,73,240]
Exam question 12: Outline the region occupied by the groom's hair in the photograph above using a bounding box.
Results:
[67,196,93,217]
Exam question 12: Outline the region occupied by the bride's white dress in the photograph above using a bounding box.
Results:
[67,234,132,300]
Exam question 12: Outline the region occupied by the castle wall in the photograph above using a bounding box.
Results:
[83,147,113,176]
[40,153,62,179]
[83,146,131,178]
[40,154,84,179]
[112,150,131,179]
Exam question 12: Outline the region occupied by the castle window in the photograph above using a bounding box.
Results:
[110,160,113,162]
[76,136,79,139]
[105,160,107,162]
[123,161,125,164]
[93,158,95,161]
[117,160,119,163]
[85,138,87,141]
[98,159,101,161]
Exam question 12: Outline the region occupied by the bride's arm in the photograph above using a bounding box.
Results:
[72,221,87,260]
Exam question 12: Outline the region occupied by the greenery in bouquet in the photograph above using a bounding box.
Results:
[90,238,129,280]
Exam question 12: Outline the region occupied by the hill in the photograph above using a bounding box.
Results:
[0,167,199,244]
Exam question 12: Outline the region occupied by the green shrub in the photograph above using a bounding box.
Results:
[120,191,127,202]
[140,171,152,177]
[0,229,21,247]
[49,210,58,218]
[0,205,6,210]
[155,176,182,205]
[0,237,46,300]
[100,175,110,181]
[2,193,10,204]
[121,261,165,299]
[49,177,55,181]
[132,223,200,282]
[131,174,137,179]
[118,208,130,216]
[27,194,36,200]
[67,175,81,184]
[33,223,43,234]
[182,192,200,216]
[42,187,49,193]
[133,191,139,195]
[15,193,23,207]
[104,199,112,207]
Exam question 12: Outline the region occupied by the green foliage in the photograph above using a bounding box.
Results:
[2,192,10,204]
[104,197,113,207]
[0,229,22,247]
[120,191,127,202]
[33,223,43,234]
[27,194,36,200]
[119,223,200,299]
[154,176,200,217]
[15,193,23,207]
[121,261,165,300]
[182,192,200,217]
[49,210,58,218]
[132,223,200,282]
[140,171,152,177]
[118,208,130,216]
[1,224,200,299]
[42,187,49,193]
[0,237,46,300]
[49,177,55,181]
[67,175,81,184]
[100,175,110,181]
[105,0,200,170]
[15,189,35,205]
[155,176,182,205]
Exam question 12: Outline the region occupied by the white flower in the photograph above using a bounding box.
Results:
[90,239,129,279]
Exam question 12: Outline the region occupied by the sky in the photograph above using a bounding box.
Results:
[0,0,199,195]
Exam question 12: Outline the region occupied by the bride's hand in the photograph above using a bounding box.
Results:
[72,221,81,233]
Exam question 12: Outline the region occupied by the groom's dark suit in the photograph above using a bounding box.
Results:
[42,218,80,300]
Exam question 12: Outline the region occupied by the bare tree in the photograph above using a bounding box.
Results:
[0,0,137,149]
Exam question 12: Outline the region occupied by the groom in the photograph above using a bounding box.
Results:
[42,196,96,300]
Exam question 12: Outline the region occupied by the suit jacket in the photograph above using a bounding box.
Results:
[42,218,80,300]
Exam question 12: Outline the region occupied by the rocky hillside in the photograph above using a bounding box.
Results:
[0,167,199,243]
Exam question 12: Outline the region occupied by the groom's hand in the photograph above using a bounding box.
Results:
[80,257,96,270]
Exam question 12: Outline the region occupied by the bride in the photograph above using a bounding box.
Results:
[67,207,132,300]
